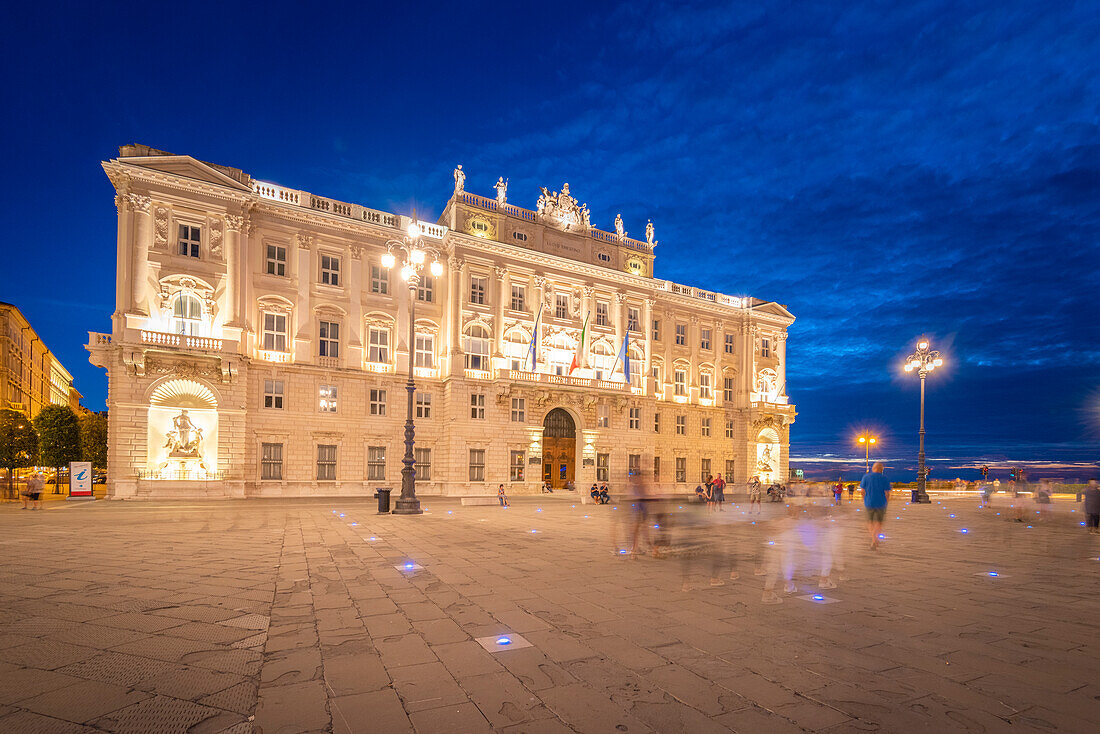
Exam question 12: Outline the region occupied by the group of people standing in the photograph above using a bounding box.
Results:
[695,473,727,511]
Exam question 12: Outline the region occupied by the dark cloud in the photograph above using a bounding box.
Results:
[2,0,1097,465]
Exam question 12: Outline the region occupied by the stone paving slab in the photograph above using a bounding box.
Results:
[0,495,1097,732]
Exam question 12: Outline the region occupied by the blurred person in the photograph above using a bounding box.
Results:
[22,471,44,510]
[542,481,554,494]
[860,462,891,550]
[497,483,509,508]
[748,476,762,513]
[627,470,655,556]
[980,483,993,507]
[1084,479,1099,534]
[1035,478,1053,521]
[599,485,610,504]
[713,472,726,511]
[705,474,715,512]
[695,483,708,503]
[590,483,599,503]
[847,482,856,501]
[833,480,843,505]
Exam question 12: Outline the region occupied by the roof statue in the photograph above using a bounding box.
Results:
[536,182,590,232]
[614,213,626,240]
[453,164,465,195]
[645,219,657,247]
[494,176,508,205]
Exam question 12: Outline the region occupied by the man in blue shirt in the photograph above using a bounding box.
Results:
[860,462,891,550]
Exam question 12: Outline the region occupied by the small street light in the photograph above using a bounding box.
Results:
[904,338,943,503]
[857,435,877,474]
[382,218,444,515]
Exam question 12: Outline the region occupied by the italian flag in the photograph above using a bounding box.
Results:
[569,312,589,375]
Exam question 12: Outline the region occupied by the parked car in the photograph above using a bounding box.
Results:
[92,472,107,484]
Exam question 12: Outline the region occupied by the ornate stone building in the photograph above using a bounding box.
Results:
[2,302,83,418]
[88,145,795,499]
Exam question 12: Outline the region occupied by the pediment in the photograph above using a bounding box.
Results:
[753,301,795,321]
[124,155,252,191]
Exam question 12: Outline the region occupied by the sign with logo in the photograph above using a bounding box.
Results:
[69,461,93,497]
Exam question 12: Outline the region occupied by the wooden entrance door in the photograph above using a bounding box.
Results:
[542,408,576,490]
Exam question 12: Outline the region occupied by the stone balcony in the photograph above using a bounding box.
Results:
[496,368,632,393]
[140,330,224,352]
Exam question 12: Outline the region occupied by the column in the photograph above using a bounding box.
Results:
[223,214,243,326]
[294,233,312,362]
[348,246,364,367]
[493,266,507,358]
[714,319,724,404]
[689,314,700,400]
[129,194,152,315]
[776,332,788,398]
[113,192,132,331]
[447,257,466,374]
[580,286,594,368]
[533,276,547,370]
[643,298,655,392]
[614,292,626,381]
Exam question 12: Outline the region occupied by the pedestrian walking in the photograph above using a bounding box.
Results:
[847,483,855,501]
[748,476,762,513]
[497,483,509,508]
[1035,478,1053,522]
[1082,479,1099,534]
[22,472,44,510]
[859,462,891,550]
[704,474,715,512]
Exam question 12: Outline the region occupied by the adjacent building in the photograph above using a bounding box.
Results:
[88,145,795,499]
[1,302,83,418]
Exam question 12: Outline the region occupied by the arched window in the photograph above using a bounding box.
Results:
[464,326,490,370]
[172,293,203,335]
[590,342,614,380]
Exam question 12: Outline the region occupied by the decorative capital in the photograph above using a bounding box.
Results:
[533,276,548,289]
[127,194,152,213]
[582,285,595,298]
[494,266,509,280]
[452,256,466,271]
[614,291,627,304]
[296,233,314,250]
[224,214,245,232]
[349,245,363,260]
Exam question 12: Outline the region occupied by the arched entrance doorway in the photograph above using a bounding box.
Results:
[543,408,576,490]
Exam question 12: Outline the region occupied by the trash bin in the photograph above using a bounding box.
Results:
[911,489,919,503]
[375,488,392,514]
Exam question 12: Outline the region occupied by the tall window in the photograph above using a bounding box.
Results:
[596,301,609,327]
[316,444,337,481]
[178,224,200,258]
[724,333,734,354]
[725,419,734,438]
[414,447,431,481]
[629,407,641,430]
[266,245,287,276]
[675,324,686,346]
[470,275,487,305]
[654,412,661,433]
[470,393,485,419]
[675,457,686,483]
[368,327,389,364]
[701,418,711,437]
[262,312,287,352]
[555,293,569,319]
[264,379,284,409]
[261,443,283,480]
[700,328,711,350]
[464,327,490,370]
[367,446,385,481]
[598,404,609,428]
[417,275,433,302]
[414,334,434,368]
[320,254,340,286]
[511,284,526,311]
[628,454,641,476]
[701,458,711,481]
[676,415,686,435]
[318,321,339,358]
[653,456,661,480]
[723,376,734,402]
[172,294,202,335]
[630,357,642,388]
[596,453,609,482]
[761,337,771,358]
[469,449,486,481]
[511,397,525,422]
[726,459,735,479]
[369,389,386,416]
[700,373,712,399]
[319,385,338,413]
[652,319,661,341]
[674,369,686,396]
[510,450,525,481]
[370,265,389,294]
[415,392,431,418]
[627,307,640,332]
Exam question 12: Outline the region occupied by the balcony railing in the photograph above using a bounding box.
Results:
[257,350,291,363]
[141,330,223,352]
[88,332,112,346]
[499,369,630,392]
[253,180,399,228]
[318,356,340,369]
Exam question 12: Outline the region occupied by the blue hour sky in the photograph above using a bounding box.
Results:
[3,1,1098,478]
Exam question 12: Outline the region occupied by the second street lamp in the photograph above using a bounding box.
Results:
[858,435,877,474]
[904,338,942,504]
[382,219,444,516]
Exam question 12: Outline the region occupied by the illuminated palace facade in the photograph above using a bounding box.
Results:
[88,145,795,499]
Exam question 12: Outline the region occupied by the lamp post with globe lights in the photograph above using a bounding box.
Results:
[382,219,445,515]
[858,435,877,474]
[904,339,942,503]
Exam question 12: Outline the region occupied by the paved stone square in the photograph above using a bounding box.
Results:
[1,493,1097,733]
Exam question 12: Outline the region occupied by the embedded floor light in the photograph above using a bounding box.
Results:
[475,633,533,652]
[799,593,839,604]
[393,562,424,573]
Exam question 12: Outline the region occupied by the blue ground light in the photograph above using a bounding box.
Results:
[812,594,825,601]
[404,562,415,570]
[960,528,969,534]
[496,637,512,645]
[988,572,1000,577]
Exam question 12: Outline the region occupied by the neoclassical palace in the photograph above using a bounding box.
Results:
[88,145,795,499]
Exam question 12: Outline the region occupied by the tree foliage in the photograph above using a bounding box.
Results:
[33,405,82,471]
[0,409,38,474]
[80,412,108,468]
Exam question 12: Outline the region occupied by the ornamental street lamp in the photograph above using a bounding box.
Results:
[904,339,943,504]
[382,219,444,515]
[857,435,877,474]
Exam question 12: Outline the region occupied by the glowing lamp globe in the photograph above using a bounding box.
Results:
[918,341,928,349]
[410,248,425,264]
[381,252,396,269]
[430,260,443,277]
[407,222,421,239]
[400,265,414,281]
[933,358,943,366]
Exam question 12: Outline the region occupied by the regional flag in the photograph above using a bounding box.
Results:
[527,308,542,371]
